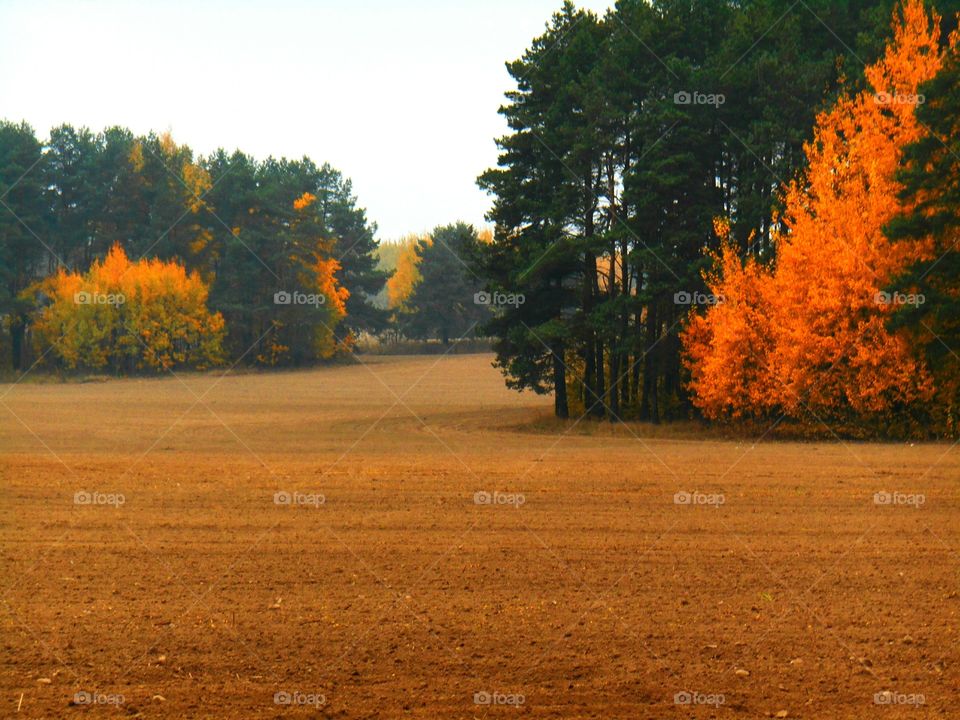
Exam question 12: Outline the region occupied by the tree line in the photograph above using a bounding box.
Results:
[0,124,386,372]
[472,0,959,435]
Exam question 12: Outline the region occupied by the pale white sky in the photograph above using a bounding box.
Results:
[0,0,611,240]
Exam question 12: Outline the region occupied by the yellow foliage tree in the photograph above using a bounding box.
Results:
[29,244,225,372]
[386,234,429,311]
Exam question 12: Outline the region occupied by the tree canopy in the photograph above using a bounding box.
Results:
[0,124,385,371]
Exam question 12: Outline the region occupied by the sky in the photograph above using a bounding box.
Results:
[0,0,613,241]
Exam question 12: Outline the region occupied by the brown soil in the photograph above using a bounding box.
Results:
[1,354,957,718]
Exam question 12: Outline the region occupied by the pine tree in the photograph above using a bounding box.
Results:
[0,120,48,370]
[403,223,487,345]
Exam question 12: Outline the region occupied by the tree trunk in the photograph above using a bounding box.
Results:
[640,301,658,423]
[10,314,26,371]
[583,252,596,411]
[619,237,631,413]
[631,267,643,405]
[608,242,619,421]
[553,341,568,419]
[593,338,605,417]
[582,165,600,418]
[609,345,620,421]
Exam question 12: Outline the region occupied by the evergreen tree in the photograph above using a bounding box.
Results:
[0,120,48,370]
[478,3,604,418]
[311,163,389,335]
[403,222,487,345]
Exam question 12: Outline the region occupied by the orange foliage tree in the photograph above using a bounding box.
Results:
[28,244,225,372]
[385,234,429,311]
[683,0,952,427]
[681,219,780,419]
[308,252,350,358]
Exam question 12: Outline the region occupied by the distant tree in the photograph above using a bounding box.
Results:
[92,126,147,263]
[385,234,425,311]
[123,131,215,273]
[402,223,487,345]
[0,120,48,370]
[44,124,99,268]
[195,148,266,359]
[310,163,389,335]
[199,152,378,362]
[260,191,349,364]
